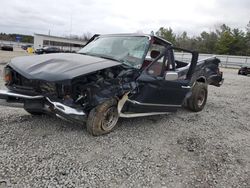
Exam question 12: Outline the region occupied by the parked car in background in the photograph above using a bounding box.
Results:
[62,50,77,53]
[1,45,13,51]
[21,44,32,50]
[238,66,250,76]
[35,46,61,54]
[0,34,223,136]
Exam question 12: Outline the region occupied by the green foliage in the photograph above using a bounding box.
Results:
[197,31,218,53]
[156,22,250,56]
[245,21,250,55]
[216,31,234,54]
[156,27,176,44]
[21,35,33,43]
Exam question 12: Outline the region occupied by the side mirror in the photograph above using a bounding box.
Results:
[164,71,178,81]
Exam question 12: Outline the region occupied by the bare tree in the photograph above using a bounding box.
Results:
[81,32,92,41]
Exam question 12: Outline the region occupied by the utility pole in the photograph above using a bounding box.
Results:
[48,30,51,47]
[69,13,72,52]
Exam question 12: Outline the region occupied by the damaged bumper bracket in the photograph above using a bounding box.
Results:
[46,97,86,123]
[0,89,86,123]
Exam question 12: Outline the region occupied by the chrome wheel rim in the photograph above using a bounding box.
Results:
[101,106,119,131]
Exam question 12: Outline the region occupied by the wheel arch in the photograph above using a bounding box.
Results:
[196,76,207,84]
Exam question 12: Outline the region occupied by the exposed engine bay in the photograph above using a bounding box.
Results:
[56,66,139,112]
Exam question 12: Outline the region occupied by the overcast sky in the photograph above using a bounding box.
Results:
[0,0,249,37]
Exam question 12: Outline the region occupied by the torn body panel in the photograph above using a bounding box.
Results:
[177,57,224,87]
[69,66,140,110]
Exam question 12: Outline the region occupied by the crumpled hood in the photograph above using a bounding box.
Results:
[9,53,121,82]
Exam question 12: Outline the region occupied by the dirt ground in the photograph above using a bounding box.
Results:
[0,50,249,187]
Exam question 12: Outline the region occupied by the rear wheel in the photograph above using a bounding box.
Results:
[185,82,208,112]
[86,99,119,136]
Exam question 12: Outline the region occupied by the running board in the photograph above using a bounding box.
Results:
[119,112,168,118]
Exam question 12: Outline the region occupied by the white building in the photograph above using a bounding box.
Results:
[34,33,87,51]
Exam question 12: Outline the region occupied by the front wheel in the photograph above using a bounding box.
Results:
[86,99,119,136]
[185,82,208,112]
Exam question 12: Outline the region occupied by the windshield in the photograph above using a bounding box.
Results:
[78,36,150,68]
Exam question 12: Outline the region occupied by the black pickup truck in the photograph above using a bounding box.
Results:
[0,34,223,136]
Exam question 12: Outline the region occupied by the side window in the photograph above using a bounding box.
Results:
[146,44,166,77]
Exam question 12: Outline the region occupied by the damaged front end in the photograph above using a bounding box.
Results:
[0,65,138,123]
[69,66,139,109]
[0,89,87,123]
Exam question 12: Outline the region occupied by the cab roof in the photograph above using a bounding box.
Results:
[99,33,172,46]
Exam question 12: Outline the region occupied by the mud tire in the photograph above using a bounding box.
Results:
[87,99,119,136]
[186,82,208,112]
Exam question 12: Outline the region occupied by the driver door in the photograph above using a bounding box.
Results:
[126,47,191,113]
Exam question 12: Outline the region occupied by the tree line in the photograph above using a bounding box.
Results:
[1,21,250,56]
[0,33,33,43]
[156,21,250,56]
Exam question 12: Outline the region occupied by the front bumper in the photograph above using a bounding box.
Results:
[0,89,87,123]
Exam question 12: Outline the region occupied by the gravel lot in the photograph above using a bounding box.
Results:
[0,51,249,188]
